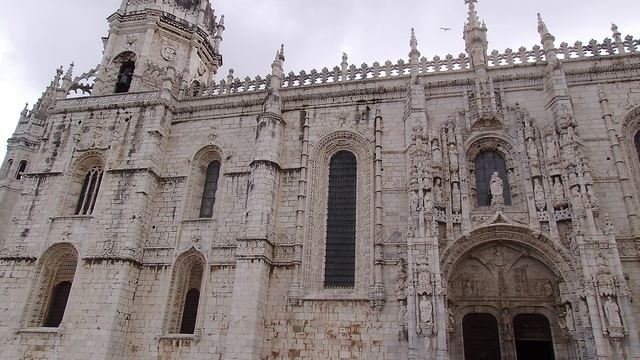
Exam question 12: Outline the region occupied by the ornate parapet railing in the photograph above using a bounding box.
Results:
[178,33,640,100]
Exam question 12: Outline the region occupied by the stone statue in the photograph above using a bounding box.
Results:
[432,140,442,164]
[490,171,504,206]
[534,178,546,211]
[604,296,622,327]
[565,304,575,332]
[409,191,419,213]
[419,295,433,325]
[449,144,459,172]
[553,178,565,205]
[434,178,444,205]
[452,183,462,213]
[424,190,433,212]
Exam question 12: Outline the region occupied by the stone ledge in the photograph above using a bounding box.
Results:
[18,327,63,335]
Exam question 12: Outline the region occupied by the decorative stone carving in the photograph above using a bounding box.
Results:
[490,171,504,206]
[534,178,546,212]
[418,295,434,335]
[395,260,407,300]
[604,296,622,327]
[414,257,433,296]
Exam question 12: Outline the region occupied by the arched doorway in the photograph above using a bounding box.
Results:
[462,313,501,360]
[447,240,564,360]
[514,314,555,360]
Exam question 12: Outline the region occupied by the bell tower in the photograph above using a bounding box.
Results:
[93,0,225,95]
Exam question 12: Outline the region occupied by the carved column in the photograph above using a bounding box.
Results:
[227,48,285,360]
[369,109,385,308]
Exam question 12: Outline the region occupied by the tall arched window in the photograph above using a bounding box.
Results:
[199,161,221,218]
[25,245,78,328]
[15,160,28,180]
[75,166,104,215]
[115,61,135,94]
[3,159,13,178]
[166,251,205,335]
[474,151,511,206]
[324,151,357,289]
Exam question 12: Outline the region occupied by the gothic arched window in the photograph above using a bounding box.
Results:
[166,251,205,335]
[324,151,357,289]
[115,61,135,94]
[634,131,640,162]
[199,161,221,218]
[3,159,13,178]
[75,166,104,215]
[474,151,511,206]
[15,160,28,180]
[44,281,72,327]
[25,244,78,328]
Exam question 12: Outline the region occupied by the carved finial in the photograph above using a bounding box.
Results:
[465,0,480,28]
[219,14,225,26]
[410,28,418,51]
[278,44,285,61]
[537,13,549,37]
[20,103,29,117]
[342,52,348,63]
[611,23,618,32]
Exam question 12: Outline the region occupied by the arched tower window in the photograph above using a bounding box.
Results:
[15,160,28,180]
[25,244,78,328]
[75,166,104,215]
[199,161,221,218]
[474,151,511,206]
[3,159,13,178]
[115,61,135,93]
[166,251,205,335]
[176,0,201,11]
[634,131,640,162]
[324,150,357,289]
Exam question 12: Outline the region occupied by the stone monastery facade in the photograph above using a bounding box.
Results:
[2,0,640,359]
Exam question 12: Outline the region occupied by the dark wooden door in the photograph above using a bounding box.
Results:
[463,313,502,360]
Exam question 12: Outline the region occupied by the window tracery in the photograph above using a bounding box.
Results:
[64,155,105,216]
[75,166,104,216]
[189,147,223,219]
[199,161,221,218]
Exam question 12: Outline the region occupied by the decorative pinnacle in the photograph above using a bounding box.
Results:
[537,13,548,36]
[219,15,225,26]
[465,0,480,28]
[410,28,418,51]
[611,23,618,32]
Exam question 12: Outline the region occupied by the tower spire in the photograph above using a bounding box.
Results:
[463,0,488,73]
[465,0,480,30]
[537,13,559,71]
[409,28,421,80]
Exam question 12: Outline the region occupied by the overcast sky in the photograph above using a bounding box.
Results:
[0,0,638,161]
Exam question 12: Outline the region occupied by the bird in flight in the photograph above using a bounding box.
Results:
[440,27,452,31]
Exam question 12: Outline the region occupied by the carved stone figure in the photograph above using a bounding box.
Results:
[434,178,444,206]
[490,171,504,206]
[409,191,420,213]
[452,182,462,214]
[449,144,459,172]
[604,296,622,327]
[565,304,575,332]
[424,190,433,212]
[553,177,566,208]
[419,295,433,325]
[534,178,546,211]
[432,140,442,164]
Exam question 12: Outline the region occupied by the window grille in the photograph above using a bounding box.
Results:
[199,161,221,218]
[474,151,511,206]
[324,151,357,288]
[75,166,104,215]
[15,160,28,180]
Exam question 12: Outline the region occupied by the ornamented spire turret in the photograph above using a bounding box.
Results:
[409,28,421,80]
[269,44,285,95]
[463,0,488,72]
[537,13,559,71]
[611,23,625,54]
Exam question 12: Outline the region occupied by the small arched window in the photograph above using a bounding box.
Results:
[634,131,640,162]
[15,160,28,180]
[75,166,104,215]
[44,281,72,327]
[26,246,78,328]
[3,159,13,178]
[199,161,221,218]
[180,288,200,334]
[115,61,135,94]
[324,151,357,289]
[176,0,200,11]
[474,151,511,206]
[166,252,205,335]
